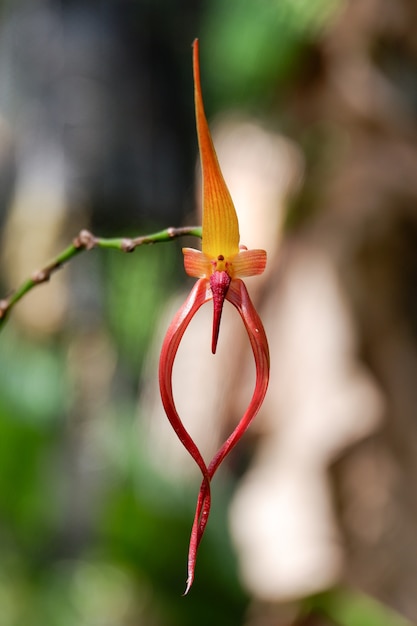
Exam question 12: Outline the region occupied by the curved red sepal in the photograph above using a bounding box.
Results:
[158,279,213,593]
[190,279,270,557]
[159,279,212,474]
[211,278,270,472]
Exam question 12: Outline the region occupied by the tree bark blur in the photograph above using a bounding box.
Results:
[290,0,417,619]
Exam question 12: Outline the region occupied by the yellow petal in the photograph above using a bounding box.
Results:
[232,249,267,277]
[183,247,210,278]
[193,39,239,260]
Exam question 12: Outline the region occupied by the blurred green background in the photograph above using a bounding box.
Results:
[0,0,416,624]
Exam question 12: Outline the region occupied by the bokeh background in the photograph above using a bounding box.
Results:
[0,0,417,624]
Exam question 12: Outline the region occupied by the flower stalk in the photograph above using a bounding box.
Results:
[0,226,202,329]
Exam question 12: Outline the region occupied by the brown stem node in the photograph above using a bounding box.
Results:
[0,300,9,318]
[121,239,135,252]
[31,269,49,284]
[74,229,96,250]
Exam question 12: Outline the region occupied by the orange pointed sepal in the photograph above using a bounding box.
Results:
[193,39,240,261]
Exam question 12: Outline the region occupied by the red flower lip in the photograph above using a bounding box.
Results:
[209,270,231,354]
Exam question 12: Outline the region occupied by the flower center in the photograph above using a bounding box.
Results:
[211,254,232,274]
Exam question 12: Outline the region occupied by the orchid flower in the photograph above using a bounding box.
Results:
[159,39,270,594]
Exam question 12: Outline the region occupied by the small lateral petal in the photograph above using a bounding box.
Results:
[183,247,210,278]
[233,249,267,277]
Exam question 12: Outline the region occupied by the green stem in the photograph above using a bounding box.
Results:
[0,225,202,329]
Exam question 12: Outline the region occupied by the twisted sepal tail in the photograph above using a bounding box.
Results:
[185,279,270,591]
[158,279,213,594]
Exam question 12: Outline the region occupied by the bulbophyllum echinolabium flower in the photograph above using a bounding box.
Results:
[159,39,270,594]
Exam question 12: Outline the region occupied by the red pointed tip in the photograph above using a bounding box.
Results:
[209,271,231,353]
[183,576,193,596]
[183,478,211,596]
